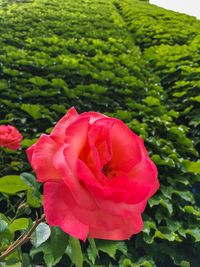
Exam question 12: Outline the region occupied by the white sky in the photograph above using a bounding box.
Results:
[150,0,200,19]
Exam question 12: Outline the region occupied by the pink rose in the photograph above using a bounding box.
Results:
[27,107,159,241]
[0,125,23,150]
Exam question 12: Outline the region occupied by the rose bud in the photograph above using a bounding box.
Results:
[0,125,23,150]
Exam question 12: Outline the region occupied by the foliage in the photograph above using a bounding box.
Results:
[0,0,200,266]
[115,0,200,49]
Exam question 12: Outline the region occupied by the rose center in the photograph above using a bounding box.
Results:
[102,162,117,179]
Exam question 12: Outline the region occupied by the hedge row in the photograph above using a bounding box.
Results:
[144,39,200,153]
[116,0,200,266]
[0,0,200,266]
[115,0,200,49]
[116,0,200,152]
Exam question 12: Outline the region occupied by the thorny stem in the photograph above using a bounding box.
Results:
[0,214,45,262]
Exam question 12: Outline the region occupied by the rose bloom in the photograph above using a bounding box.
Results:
[0,125,23,150]
[27,107,159,241]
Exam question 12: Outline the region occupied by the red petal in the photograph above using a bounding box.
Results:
[51,107,78,145]
[44,182,89,241]
[26,144,35,162]
[30,134,61,182]
[79,111,107,124]
[89,213,143,240]
[109,119,142,172]
[127,157,159,203]
[53,146,97,211]
[87,118,114,168]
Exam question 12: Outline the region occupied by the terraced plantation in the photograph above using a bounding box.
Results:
[0,0,200,266]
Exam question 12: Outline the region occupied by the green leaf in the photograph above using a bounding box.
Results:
[0,220,8,233]
[185,228,200,242]
[21,138,38,148]
[9,218,29,233]
[143,220,156,235]
[87,238,98,264]
[154,229,181,242]
[149,196,173,215]
[20,173,38,189]
[190,96,200,102]
[95,240,127,259]
[0,176,30,194]
[183,160,200,174]
[151,154,175,167]
[183,206,200,217]
[180,261,190,267]
[30,243,52,267]
[22,253,32,267]
[27,189,42,208]
[31,223,51,248]
[49,227,68,265]
[29,76,49,87]
[143,96,160,106]
[30,227,68,267]
[115,110,131,120]
[21,104,42,120]
[66,236,83,267]
[119,258,134,267]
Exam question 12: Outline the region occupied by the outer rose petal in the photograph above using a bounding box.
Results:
[79,111,107,124]
[44,182,89,241]
[28,134,61,182]
[134,137,160,197]
[136,137,149,158]
[50,107,78,144]
[53,146,97,211]
[89,213,143,240]
[26,144,35,163]
[128,157,159,202]
[44,181,141,240]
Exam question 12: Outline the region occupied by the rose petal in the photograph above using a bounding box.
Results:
[94,193,147,217]
[127,157,159,203]
[26,144,35,162]
[44,181,127,239]
[53,146,97,211]
[51,107,78,145]
[44,182,89,241]
[79,111,107,124]
[109,119,142,172]
[89,213,143,240]
[29,134,60,182]
[64,116,90,172]
[134,137,160,197]
[87,118,114,168]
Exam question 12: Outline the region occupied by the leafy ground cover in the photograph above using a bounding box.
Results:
[0,0,200,266]
[115,0,200,49]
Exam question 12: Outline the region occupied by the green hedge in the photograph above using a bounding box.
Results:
[144,39,200,152]
[0,0,200,266]
[115,0,200,49]
[116,0,200,266]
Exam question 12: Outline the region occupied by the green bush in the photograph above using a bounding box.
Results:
[115,0,200,49]
[144,39,200,151]
[0,0,200,266]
